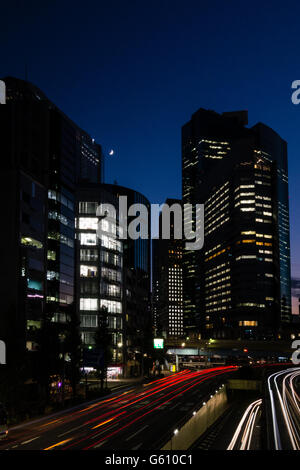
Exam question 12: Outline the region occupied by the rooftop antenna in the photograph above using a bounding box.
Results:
[25,63,28,82]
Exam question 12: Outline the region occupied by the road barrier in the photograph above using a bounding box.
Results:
[161,386,228,450]
[227,379,262,391]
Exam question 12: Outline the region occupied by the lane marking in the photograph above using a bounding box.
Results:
[132,442,142,450]
[169,403,179,411]
[58,424,87,437]
[91,423,119,439]
[94,440,107,448]
[21,436,40,445]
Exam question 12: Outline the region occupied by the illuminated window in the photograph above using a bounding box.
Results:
[27,279,43,291]
[21,237,43,249]
[80,233,97,245]
[238,320,258,326]
[80,298,98,311]
[101,235,122,252]
[47,271,59,280]
[80,265,98,277]
[47,250,56,260]
[79,202,98,214]
[100,299,122,314]
[78,217,98,230]
[80,249,98,261]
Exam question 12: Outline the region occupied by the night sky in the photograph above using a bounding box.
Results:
[1,0,300,276]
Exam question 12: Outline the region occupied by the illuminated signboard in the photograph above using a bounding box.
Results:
[153,338,164,349]
[0,81,6,104]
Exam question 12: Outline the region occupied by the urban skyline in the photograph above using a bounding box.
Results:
[2,2,300,279]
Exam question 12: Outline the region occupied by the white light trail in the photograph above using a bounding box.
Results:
[227,399,262,450]
[267,368,300,450]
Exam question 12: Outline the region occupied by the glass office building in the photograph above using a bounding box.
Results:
[182,109,291,340]
[0,77,102,353]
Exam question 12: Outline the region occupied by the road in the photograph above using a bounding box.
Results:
[267,367,300,450]
[227,398,262,450]
[0,366,237,450]
[190,396,261,450]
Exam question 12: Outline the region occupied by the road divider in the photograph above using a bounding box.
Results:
[161,385,228,450]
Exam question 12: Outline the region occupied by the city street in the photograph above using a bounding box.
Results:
[1,1,300,458]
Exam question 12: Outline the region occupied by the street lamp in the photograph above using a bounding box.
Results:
[117,342,123,378]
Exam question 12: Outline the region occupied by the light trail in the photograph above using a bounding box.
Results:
[227,399,262,450]
[62,366,236,450]
[1,366,237,451]
[44,438,73,450]
[83,370,232,449]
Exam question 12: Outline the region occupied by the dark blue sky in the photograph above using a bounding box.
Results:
[1,0,300,276]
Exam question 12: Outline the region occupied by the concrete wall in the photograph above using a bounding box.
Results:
[161,386,228,450]
[227,379,262,391]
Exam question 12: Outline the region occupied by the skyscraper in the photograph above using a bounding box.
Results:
[0,77,102,356]
[152,199,183,339]
[182,109,291,340]
[76,184,124,375]
[103,184,151,376]
[76,183,151,377]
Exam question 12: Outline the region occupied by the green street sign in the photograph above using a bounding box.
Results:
[154,338,164,349]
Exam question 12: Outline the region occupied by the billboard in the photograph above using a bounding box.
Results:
[153,338,164,349]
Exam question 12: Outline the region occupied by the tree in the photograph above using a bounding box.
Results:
[33,313,62,403]
[64,304,82,399]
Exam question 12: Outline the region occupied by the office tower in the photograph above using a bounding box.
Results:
[152,199,183,338]
[182,108,291,340]
[76,183,151,377]
[0,77,102,355]
[76,184,124,375]
[103,184,151,376]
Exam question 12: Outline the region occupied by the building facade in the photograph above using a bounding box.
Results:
[0,77,102,358]
[76,184,124,375]
[0,77,152,378]
[103,184,151,376]
[152,199,183,339]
